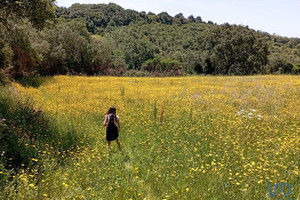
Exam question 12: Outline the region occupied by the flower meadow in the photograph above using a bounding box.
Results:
[0,75,299,200]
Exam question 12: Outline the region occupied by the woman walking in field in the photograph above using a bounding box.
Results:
[103,106,121,151]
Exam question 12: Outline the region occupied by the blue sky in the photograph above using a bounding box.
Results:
[56,0,300,38]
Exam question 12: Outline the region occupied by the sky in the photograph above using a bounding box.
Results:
[55,0,300,38]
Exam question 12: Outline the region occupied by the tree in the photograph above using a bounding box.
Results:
[195,16,202,23]
[9,28,37,77]
[41,21,93,74]
[0,0,56,30]
[0,32,13,83]
[0,0,56,80]
[174,13,186,24]
[296,44,300,56]
[0,29,13,72]
[202,24,269,75]
[147,12,158,23]
[124,39,157,69]
[87,35,114,74]
[157,12,173,25]
[269,57,293,74]
[188,15,196,23]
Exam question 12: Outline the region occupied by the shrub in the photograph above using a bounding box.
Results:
[16,75,46,88]
[292,63,300,74]
[122,69,150,77]
[0,71,10,86]
[142,56,181,73]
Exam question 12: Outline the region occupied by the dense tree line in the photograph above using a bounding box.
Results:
[1,2,300,83]
[56,3,203,34]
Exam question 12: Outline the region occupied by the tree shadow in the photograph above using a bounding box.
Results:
[15,76,54,88]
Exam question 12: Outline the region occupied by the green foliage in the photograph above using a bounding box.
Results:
[0,71,10,86]
[1,84,57,152]
[88,35,114,74]
[157,12,173,25]
[57,3,192,34]
[55,3,300,76]
[122,70,150,77]
[0,0,56,80]
[0,0,56,30]
[0,85,90,177]
[0,36,13,71]
[267,35,300,74]
[57,3,140,34]
[0,86,46,169]
[202,24,269,75]
[1,2,300,77]
[108,22,209,73]
[292,63,300,74]
[0,162,9,187]
[40,20,102,74]
[9,28,38,77]
[267,57,294,74]
[16,75,47,88]
[142,56,181,72]
[0,26,13,84]
[295,44,300,56]
[123,39,157,69]
[107,22,272,75]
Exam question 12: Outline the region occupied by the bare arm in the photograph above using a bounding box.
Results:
[103,115,108,127]
[117,116,120,131]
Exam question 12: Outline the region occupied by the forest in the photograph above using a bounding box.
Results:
[1,1,300,83]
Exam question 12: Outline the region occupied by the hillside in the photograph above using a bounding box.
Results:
[55,3,300,75]
[1,2,300,82]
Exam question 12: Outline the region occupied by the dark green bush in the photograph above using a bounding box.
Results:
[16,75,46,88]
[122,69,150,77]
[142,56,181,72]
[292,63,300,74]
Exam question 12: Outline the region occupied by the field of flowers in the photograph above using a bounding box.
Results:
[1,75,299,199]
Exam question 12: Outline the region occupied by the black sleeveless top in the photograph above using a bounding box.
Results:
[106,114,119,141]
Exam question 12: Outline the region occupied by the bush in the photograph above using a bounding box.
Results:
[292,63,300,74]
[267,57,295,74]
[142,56,181,73]
[16,75,46,88]
[0,71,10,86]
[0,37,13,71]
[122,69,150,77]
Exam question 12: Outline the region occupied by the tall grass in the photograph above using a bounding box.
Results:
[0,85,91,195]
[0,75,299,200]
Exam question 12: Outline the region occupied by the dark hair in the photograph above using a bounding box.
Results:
[106,106,116,115]
[106,106,117,122]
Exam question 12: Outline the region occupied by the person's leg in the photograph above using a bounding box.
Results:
[116,138,121,151]
[107,141,111,150]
